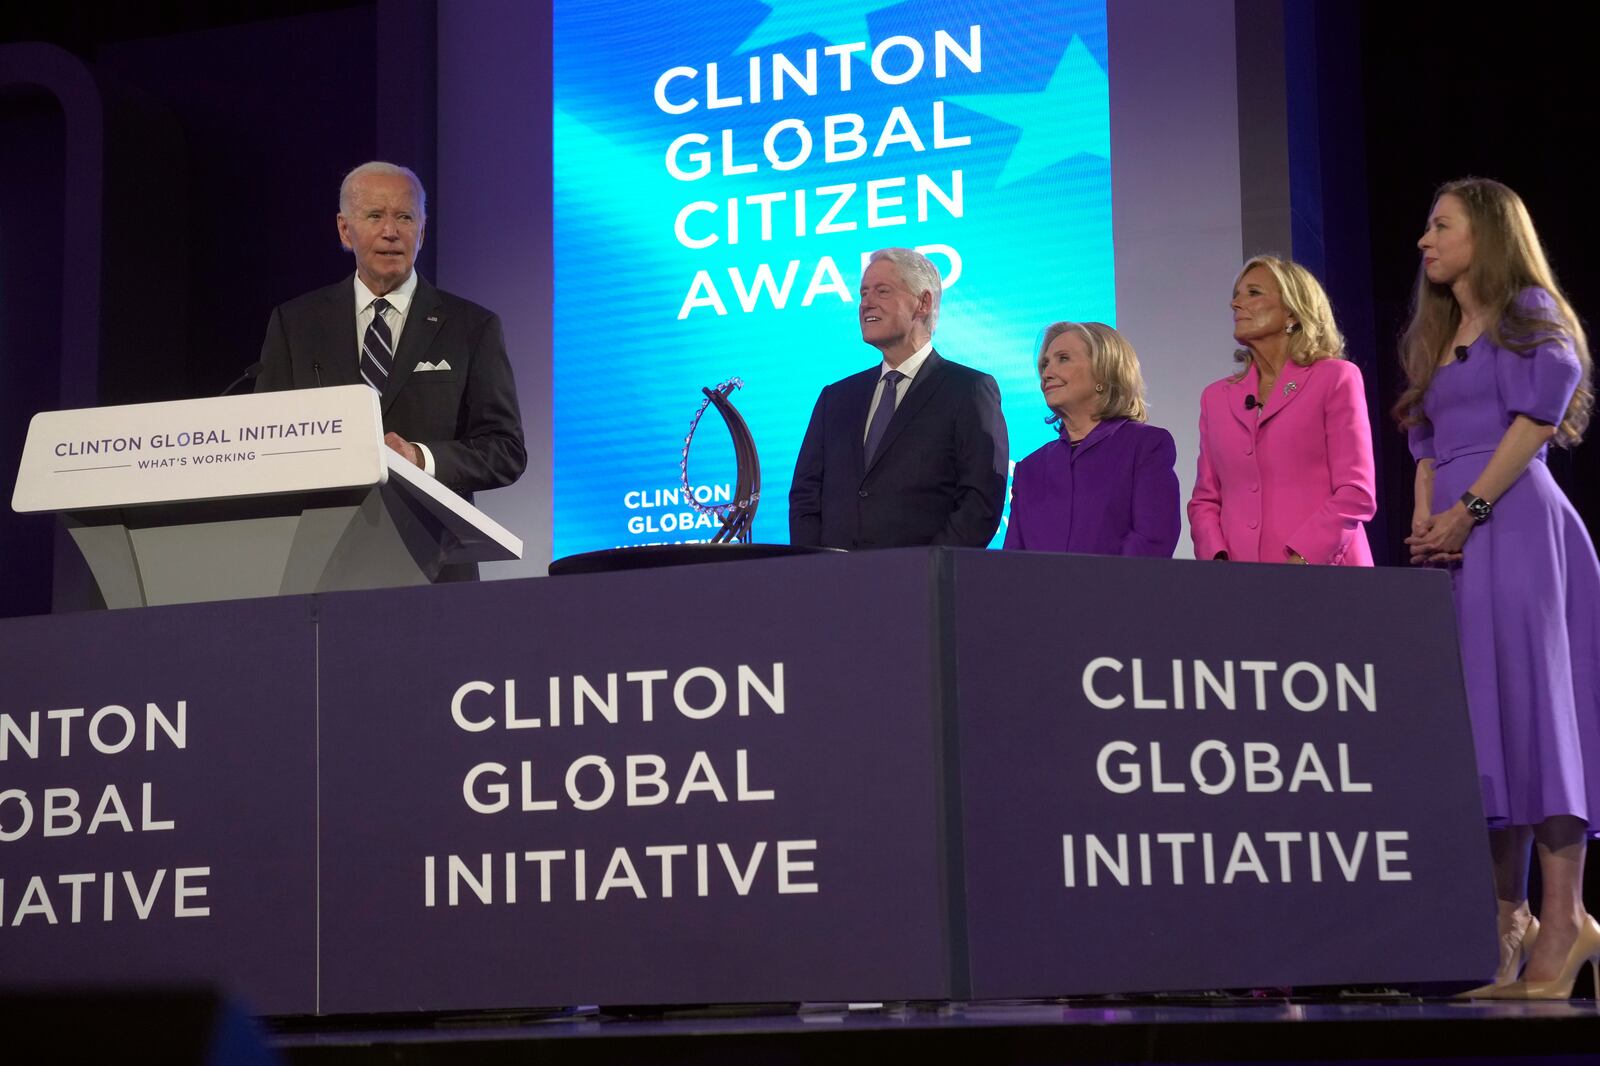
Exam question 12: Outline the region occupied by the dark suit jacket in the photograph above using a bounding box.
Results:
[789,350,1009,549]
[255,274,526,497]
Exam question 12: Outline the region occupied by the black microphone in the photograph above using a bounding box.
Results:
[313,361,324,387]
[1244,394,1261,411]
[1454,345,1470,363]
[219,361,262,396]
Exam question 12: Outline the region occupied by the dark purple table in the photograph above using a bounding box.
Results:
[0,549,1493,1013]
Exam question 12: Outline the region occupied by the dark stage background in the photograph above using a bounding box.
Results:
[1354,3,1599,574]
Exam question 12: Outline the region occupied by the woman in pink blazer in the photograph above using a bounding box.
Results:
[1189,255,1376,564]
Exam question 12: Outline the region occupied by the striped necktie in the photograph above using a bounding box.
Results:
[360,297,394,392]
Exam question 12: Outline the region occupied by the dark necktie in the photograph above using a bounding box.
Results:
[360,297,394,392]
[864,369,906,465]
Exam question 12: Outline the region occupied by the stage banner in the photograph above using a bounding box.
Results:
[315,551,956,1011]
[552,0,1113,555]
[0,598,318,1014]
[949,552,1495,995]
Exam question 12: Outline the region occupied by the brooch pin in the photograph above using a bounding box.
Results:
[1282,381,1298,397]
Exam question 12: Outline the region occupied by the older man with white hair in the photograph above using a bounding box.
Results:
[256,161,525,500]
[790,248,1008,549]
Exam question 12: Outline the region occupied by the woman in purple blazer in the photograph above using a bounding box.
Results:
[1003,322,1180,556]
[1189,255,1376,565]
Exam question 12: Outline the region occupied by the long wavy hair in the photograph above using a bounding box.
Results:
[1393,177,1592,446]
[1230,255,1345,380]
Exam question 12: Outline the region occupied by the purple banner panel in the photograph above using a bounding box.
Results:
[316,550,954,1013]
[951,552,1495,996]
[0,598,318,1014]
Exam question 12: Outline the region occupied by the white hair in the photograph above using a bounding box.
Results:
[339,161,427,220]
[869,248,942,333]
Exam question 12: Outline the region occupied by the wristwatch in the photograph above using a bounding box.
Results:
[1460,492,1493,524]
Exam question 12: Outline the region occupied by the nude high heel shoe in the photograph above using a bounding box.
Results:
[1458,914,1540,998]
[1505,915,1600,1000]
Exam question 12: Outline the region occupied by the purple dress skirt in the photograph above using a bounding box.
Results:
[1409,290,1600,833]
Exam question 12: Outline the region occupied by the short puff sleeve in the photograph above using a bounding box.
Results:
[1498,287,1582,426]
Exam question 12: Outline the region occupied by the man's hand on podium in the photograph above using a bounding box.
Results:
[384,432,424,469]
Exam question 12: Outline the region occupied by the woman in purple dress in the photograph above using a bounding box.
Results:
[1003,322,1180,556]
[1400,178,1600,998]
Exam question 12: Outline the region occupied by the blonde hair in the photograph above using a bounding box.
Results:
[1231,255,1345,379]
[1037,321,1149,423]
[1393,177,1592,446]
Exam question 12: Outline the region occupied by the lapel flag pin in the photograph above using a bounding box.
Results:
[426,315,439,322]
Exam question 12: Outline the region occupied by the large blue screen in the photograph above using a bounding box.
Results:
[553,0,1112,553]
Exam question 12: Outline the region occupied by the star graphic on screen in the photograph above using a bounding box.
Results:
[946,35,1110,188]
[735,0,888,54]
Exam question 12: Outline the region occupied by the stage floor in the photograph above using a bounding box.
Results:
[270,996,1600,1065]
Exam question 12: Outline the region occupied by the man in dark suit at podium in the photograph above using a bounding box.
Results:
[255,161,526,499]
[789,248,1008,550]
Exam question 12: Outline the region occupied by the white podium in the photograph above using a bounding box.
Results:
[11,386,522,607]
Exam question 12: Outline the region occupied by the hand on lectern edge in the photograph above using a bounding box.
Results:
[384,431,424,469]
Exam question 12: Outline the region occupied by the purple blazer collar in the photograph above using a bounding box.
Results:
[1065,415,1129,455]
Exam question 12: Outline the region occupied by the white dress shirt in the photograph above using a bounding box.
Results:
[863,340,934,441]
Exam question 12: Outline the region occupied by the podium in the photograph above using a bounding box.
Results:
[10,385,521,607]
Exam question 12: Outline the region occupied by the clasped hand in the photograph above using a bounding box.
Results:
[1406,503,1474,566]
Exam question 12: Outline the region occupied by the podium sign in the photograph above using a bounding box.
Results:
[11,386,386,513]
[10,386,519,607]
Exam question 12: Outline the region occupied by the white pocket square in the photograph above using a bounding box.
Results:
[414,360,452,372]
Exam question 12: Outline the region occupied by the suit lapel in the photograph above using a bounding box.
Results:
[841,368,877,479]
[865,350,947,476]
[1227,363,1259,431]
[308,281,361,387]
[382,277,445,414]
[1258,360,1312,426]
